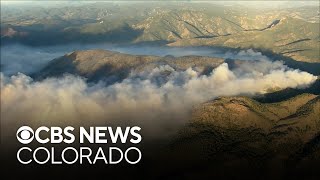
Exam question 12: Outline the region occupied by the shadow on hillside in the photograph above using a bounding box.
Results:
[254,79,320,103]
[248,47,320,76]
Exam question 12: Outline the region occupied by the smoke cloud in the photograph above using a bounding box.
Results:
[0,44,265,76]
[1,56,317,140]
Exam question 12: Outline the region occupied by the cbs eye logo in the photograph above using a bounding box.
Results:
[16,126,34,144]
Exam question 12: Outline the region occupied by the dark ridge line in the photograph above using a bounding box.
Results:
[244,19,280,32]
[272,121,299,130]
[254,79,320,104]
[195,35,216,38]
[186,10,209,34]
[162,19,183,39]
[150,32,161,40]
[196,33,231,39]
[197,21,215,35]
[278,38,311,47]
[221,17,245,30]
[183,20,205,35]
[165,29,183,39]
[280,49,311,54]
[169,12,204,37]
[278,98,316,121]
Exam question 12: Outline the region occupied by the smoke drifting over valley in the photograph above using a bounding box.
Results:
[0,44,269,76]
[1,47,317,140]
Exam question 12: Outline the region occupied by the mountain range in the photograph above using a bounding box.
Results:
[1,2,319,62]
[1,2,320,178]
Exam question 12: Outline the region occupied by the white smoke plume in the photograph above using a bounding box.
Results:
[1,58,317,140]
[0,45,270,76]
